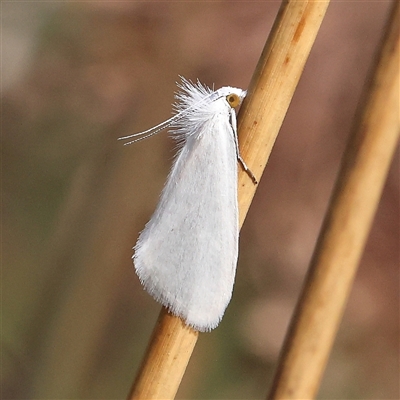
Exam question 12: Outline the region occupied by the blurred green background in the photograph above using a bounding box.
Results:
[2,2,398,399]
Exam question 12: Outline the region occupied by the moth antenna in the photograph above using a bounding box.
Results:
[118,86,220,146]
[118,115,178,145]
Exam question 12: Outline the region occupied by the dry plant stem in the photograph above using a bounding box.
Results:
[268,2,400,399]
[128,307,198,399]
[128,1,330,399]
[238,0,330,225]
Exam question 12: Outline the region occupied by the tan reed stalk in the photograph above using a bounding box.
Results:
[268,2,399,399]
[128,1,331,399]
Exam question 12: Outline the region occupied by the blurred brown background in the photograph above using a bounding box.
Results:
[2,2,398,399]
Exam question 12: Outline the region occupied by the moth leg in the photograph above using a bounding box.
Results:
[229,108,258,185]
[237,155,258,185]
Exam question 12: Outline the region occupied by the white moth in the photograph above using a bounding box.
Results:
[119,77,256,332]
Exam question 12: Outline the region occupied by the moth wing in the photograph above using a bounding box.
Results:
[134,111,238,332]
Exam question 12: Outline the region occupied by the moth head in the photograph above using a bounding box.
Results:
[226,93,241,108]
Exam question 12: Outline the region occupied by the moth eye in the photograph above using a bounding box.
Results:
[226,94,241,108]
